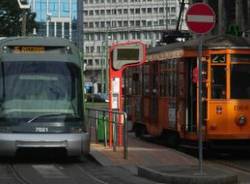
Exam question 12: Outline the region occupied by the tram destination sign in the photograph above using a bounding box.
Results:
[186,3,215,34]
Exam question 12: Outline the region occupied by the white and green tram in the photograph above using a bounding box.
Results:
[0,37,89,156]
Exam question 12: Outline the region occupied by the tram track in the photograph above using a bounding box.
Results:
[208,158,250,176]
[7,164,32,184]
[0,155,110,184]
[3,159,136,184]
[5,162,109,184]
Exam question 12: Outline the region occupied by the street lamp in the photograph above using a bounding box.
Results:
[46,12,52,37]
[17,0,32,36]
[17,0,31,9]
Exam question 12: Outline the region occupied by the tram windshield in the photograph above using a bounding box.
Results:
[231,64,250,99]
[0,61,82,124]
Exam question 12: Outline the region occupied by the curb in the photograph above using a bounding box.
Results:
[138,166,238,184]
[89,150,113,166]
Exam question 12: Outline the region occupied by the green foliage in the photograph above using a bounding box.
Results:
[226,24,242,37]
[0,0,37,37]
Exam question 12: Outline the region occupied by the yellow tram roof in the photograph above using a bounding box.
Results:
[147,35,250,61]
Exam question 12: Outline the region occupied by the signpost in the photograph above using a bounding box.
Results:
[186,3,215,175]
[109,41,146,147]
[186,3,215,34]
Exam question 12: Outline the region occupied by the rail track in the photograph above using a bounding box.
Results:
[1,156,109,184]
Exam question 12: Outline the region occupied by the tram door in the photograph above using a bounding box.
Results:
[187,59,198,132]
[150,63,159,124]
[186,58,208,132]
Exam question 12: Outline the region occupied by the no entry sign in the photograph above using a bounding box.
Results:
[186,3,215,34]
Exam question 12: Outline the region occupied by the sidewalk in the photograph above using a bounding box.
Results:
[90,133,197,167]
[90,132,238,184]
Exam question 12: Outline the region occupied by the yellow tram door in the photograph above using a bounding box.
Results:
[185,57,208,136]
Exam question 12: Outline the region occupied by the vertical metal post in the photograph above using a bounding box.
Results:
[218,0,225,34]
[95,111,99,143]
[103,111,107,147]
[105,32,109,94]
[113,113,117,152]
[87,109,91,140]
[77,0,83,53]
[198,35,203,175]
[165,0,168,30]
[123,113,128,159]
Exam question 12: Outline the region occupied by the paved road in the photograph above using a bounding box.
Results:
[0,152,160,184]
[206,152,250,183]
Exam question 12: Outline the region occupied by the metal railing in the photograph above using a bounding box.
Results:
[86,107,128,159]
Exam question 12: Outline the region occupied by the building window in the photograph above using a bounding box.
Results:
[171,7,176,13]
[130,21,135,26]
[95,10,100,15]
[107,9,111,15]
[124,21,128,26]
[123,9,128,14]
[86,46,90,53]
[136,20,140,27]
[95,22,100,28]
[95,59,100,65]
[118,21,122,27]
[118,9,122,14]
[89,22,94,28]
[88,59,93,65]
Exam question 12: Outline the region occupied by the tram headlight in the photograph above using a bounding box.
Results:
[70,127,83,133]
[236,115,247,126]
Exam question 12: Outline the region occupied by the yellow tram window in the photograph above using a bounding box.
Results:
[231,64,250,99]
[211,66,226,99]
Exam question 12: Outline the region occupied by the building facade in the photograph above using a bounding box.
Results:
[31,0,78,43]
[83,0,188,93]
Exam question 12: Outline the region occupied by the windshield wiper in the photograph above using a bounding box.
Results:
[26,113,79,124]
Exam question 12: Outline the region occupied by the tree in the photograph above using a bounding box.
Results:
[0,0,37,37]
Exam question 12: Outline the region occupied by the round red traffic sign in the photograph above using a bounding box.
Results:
[186,3,215,34]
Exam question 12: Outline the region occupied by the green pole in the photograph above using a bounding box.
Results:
[105,31,109,94]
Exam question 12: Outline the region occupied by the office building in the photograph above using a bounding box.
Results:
[31,0,77,43]
[83,0,188,93]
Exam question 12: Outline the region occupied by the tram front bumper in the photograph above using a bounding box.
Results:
[0,133,90,156]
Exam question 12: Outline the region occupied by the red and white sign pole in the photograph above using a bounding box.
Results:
[186,3,215,175]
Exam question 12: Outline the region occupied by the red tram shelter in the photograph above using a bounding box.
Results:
[108,41,146,146]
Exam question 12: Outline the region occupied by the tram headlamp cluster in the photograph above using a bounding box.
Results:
[70,127,83,133]
[2,46,8,53]
[65,46,71,54]
[236,115,247,126]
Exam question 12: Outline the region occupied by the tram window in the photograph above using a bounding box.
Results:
[231,64,250,99]
[132,73,139,81]
[211,66,226,99]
